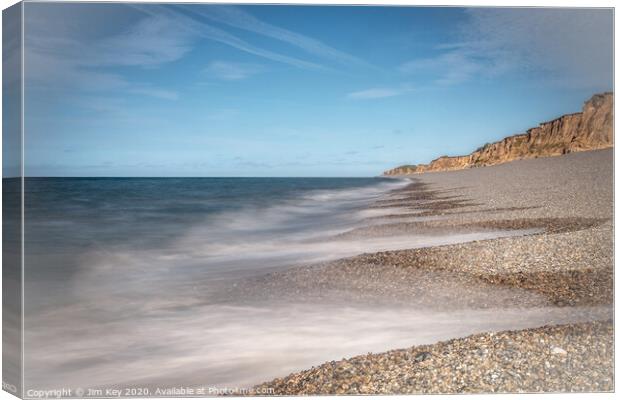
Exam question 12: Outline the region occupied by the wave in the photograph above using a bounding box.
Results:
[24,177,588,392]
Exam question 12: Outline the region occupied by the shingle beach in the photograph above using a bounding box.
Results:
[252,149,614,394]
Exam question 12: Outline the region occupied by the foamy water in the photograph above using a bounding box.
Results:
[25,296,612,390]
[19,177,609,394]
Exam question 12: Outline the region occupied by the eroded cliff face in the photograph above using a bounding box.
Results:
[384,92,613,175]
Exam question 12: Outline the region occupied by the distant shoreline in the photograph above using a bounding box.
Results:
[384,92,613,176]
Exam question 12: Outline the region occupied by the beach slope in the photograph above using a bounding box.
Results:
[253,148,613,394]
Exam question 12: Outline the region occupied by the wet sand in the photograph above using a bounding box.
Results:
[252,149,614,394]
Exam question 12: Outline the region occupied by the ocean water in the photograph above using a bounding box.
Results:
[15,178,611,393]
[23,177,410,290]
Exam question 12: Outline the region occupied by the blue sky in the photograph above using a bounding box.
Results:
[17,4,613,177]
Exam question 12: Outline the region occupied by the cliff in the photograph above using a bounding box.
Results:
[383,92,613,175]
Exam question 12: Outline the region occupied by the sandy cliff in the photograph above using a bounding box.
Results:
[384,92,613,175]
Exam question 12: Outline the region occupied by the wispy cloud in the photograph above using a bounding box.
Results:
[347,84,413,100]
[134,4,324,70]
[26,2,375,109]
[25,3,326,101]
[183,5,371,69]
[465,8,612,88]
[128,87,179,101]
[204,61,263,80]
[89,14,195,68]
[399,50,490,86]
[399,8,612,88]
[25,8,191,99]
[347,88,400,100]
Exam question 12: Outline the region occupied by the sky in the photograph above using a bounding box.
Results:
[8,4,614,177]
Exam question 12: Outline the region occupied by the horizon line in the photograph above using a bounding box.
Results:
[2,175,394,179]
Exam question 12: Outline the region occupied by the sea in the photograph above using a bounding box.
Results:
[7,177,610,394]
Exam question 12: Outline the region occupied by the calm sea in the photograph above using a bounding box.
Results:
[7,177,609,393]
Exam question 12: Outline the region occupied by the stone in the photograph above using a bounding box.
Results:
[551,346,568,355]
[414,352,432,362]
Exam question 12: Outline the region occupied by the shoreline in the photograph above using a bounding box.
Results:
[250,148,614,394]
[254,320,613,394]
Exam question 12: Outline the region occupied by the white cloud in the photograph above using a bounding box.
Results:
[399,50,488,86]
[400,8,612,89]
[204,61,263,81]
[347,84,413,100]
[91,14,195,67]
[183,5,370,69]
[135,4,324,70]
[464,8,612,88]
[25,8,190,99]
[24,3,324,101]
[348,88,400,100]
[128,87,179,101]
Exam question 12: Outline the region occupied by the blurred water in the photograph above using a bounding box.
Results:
[17,178,610,394]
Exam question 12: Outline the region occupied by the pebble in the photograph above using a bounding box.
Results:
[247,151,613,394]
[551,347,568,355]
[252,321,613,395]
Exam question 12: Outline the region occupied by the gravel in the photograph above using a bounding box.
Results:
[248,149,613,394]
[253,320,613,394]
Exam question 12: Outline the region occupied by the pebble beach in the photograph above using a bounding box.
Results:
[255,321,613,394]
[251,149,614,394]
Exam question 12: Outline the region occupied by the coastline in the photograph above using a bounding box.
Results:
[254,320,613,394]
[251,148,614,394]
[383,92,613,176]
